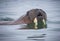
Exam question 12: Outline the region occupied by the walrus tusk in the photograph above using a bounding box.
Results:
[34,18,38,29]
[43,19,46,25]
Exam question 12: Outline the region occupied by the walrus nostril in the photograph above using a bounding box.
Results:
[37,13,42,16]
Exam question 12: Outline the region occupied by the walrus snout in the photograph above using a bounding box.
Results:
[37,12,42,16]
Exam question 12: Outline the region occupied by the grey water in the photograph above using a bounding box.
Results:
[0,0,60,41]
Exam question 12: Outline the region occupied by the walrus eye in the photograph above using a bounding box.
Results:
[37,12,42,16]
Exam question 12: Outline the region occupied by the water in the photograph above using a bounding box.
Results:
[0,0,60,41]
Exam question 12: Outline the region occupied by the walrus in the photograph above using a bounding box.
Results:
[0,9,47,29]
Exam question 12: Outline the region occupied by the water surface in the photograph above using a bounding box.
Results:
[0,0,60,41]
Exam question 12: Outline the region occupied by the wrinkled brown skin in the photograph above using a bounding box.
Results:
[0,9,47,25]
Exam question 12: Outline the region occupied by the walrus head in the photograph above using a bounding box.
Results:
[19,9,47,29]
[26,9,47,21]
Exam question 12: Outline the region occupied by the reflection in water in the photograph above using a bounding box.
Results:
[27,39,45,41]
[0,25,46,41]
[28,34,46,38]
[27,34,46,40]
